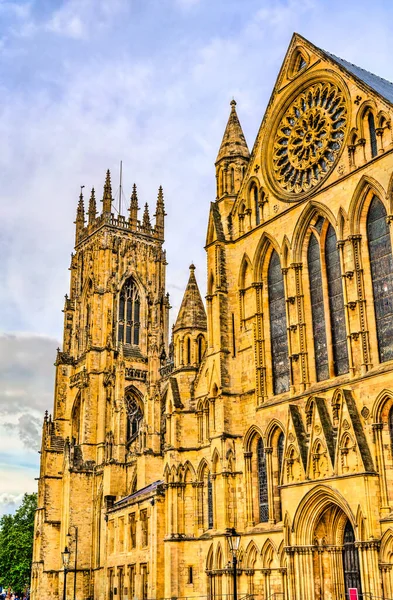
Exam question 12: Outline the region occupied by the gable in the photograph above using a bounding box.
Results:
[232,33,393,227]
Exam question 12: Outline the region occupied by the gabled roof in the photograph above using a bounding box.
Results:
[173,264,207,333]
[216,99,250,163]
[323,50,393,105]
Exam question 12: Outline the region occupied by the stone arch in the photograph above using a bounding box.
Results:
[348,174,387,235]
[215,543,224,570]
[281,235,291,268]
[291,200,338,262]
[183,460,196,482]
[253,231,281,282]
[244,424,264,451]
[245,540,259,568]
[238,253,253,289]
[197,458,209,481]
[292,484,356,546]
[356,99,378,137]
[211,449,221,474]
[372,389,393,423]
[380,528,393,563]
[261,538,277,569]
[337,205,348,240]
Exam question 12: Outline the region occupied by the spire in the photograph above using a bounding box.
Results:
[154,185,166,239]
[74,189,85,243]
[173,264,207,333]
[128,183,139,230]
[102,169,113,214]
[142,203,151,232]
[216,99,250,164]
[88,188,97,224]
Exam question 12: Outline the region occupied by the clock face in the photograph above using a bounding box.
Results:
[268,80,348,200]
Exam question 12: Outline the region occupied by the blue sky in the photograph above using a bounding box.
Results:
[1,0,393,514]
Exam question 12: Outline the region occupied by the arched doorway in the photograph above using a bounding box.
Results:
[292,487,363,600]
[312,506,362,600]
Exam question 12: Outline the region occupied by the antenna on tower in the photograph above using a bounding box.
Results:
[119,160,123,216]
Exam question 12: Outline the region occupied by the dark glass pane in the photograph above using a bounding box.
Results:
[257,438,269,522]
[277,432,284,480]
[268,250,290,394]
[368,112,378,158]
[343,520,362,595]
[325,224,349,375]
[119,295,125,321]
[254,186,260,225]
[314,216,325,233]
[133,325,140,346]
[126,325,131,344]
[126,298,132,322]
[118,324,124,342]
[308,233,329,381]
[367,196,393,362]
[207,474,213,529]
[134,298,140,323]
[389,408,393,457]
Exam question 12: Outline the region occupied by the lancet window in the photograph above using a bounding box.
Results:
[268,250,290,394]
[207,474,213,529]
[118,277,140,346]
[257,437,269,523]
[389,407,393,457]
[367,196,393,362]
[368,112,378,158]
[307,219,349,380]
[125,393,143,443]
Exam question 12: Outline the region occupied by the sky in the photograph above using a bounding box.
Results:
[1,0,393,515]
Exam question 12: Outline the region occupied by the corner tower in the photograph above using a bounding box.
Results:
[32,171,169,600]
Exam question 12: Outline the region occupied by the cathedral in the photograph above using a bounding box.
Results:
[31,33,393,600]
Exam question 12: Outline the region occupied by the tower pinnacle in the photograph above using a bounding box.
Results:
[88,188,97,224]
[74,189,85,243]
[154,185,166,239]
[128,183,139,230]
[102,169,113,214]
[216,99,250,164]
[142,203,151,233]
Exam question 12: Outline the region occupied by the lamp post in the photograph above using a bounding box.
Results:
[62,546,71,600]
[227,528,241,600]
[67,526,79,600]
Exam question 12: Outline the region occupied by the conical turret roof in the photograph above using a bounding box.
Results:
[216,99,250,163]
[173,265,207,333]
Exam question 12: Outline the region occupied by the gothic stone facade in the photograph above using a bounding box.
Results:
[32,34,393,600]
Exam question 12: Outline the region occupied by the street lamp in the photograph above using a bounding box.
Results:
[227,528,241,600]
[62,546,71,600]
[67,526,79,600]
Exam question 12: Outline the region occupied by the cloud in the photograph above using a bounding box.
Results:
[3,414,42,451]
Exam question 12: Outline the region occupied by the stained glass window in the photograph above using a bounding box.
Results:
[325,224,349,375]
[389,407,393,458]
[343,520,362,594]
[268,250,290,394]
[367,196,393,362]
[207,474,213,529]
[126,395,143,442]
[257,437,269,523]
[118,278,140,346]
[254,185,260,225]
[277,431,285,480]
[308,233,329,381]
[368,112,378,158]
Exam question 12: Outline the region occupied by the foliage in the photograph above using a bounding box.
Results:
[0,493,37,594]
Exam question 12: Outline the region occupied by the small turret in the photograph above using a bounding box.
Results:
[128,184,139,230]
[102,169,113,215]
[215,99,250,199]
[88,188,97,224]
[154,185,166,239]
[142,203,151,233]
[74,190,85,244]
[173,264,207,369]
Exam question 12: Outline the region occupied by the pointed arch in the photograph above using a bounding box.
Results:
[238,253,253,289]
[245,540,259,568]
[355,504,368,540]
[265,419,285,447]
[211,448,221,474]
[337,206,348,240]
[348,175,387,234]
[261,538,277,568]
[206,544,214,571]
[292,484,356,545]
[244,424,264,451]
[215,543,224,570]
[197,458,209,481]
[281,235,291,268]
[253,232,281,282]
[380,528,393,563]
[292,200,338,262]
[183,460,196,482]
[117,275,141,346]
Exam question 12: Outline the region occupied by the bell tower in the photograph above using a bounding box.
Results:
[33,170,169,600]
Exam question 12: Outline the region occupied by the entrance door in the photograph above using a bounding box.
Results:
[342,521,362,597]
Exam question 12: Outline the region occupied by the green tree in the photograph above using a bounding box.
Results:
[0,493,37,595]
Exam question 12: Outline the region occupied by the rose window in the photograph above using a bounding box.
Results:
[271,82,347,196]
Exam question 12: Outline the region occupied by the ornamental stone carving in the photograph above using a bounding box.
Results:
[267,79,347,200]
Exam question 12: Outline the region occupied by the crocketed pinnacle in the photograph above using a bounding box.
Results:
[216,99,250,163]
[173,264,207,333]
[156,185,165,212]
[102,169,112,214]
[76,190,85,223]
[130,184,139,210]
[142,202,151,231]
[88,188,97,223]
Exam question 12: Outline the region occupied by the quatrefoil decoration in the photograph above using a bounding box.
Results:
[271,81,347,198]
